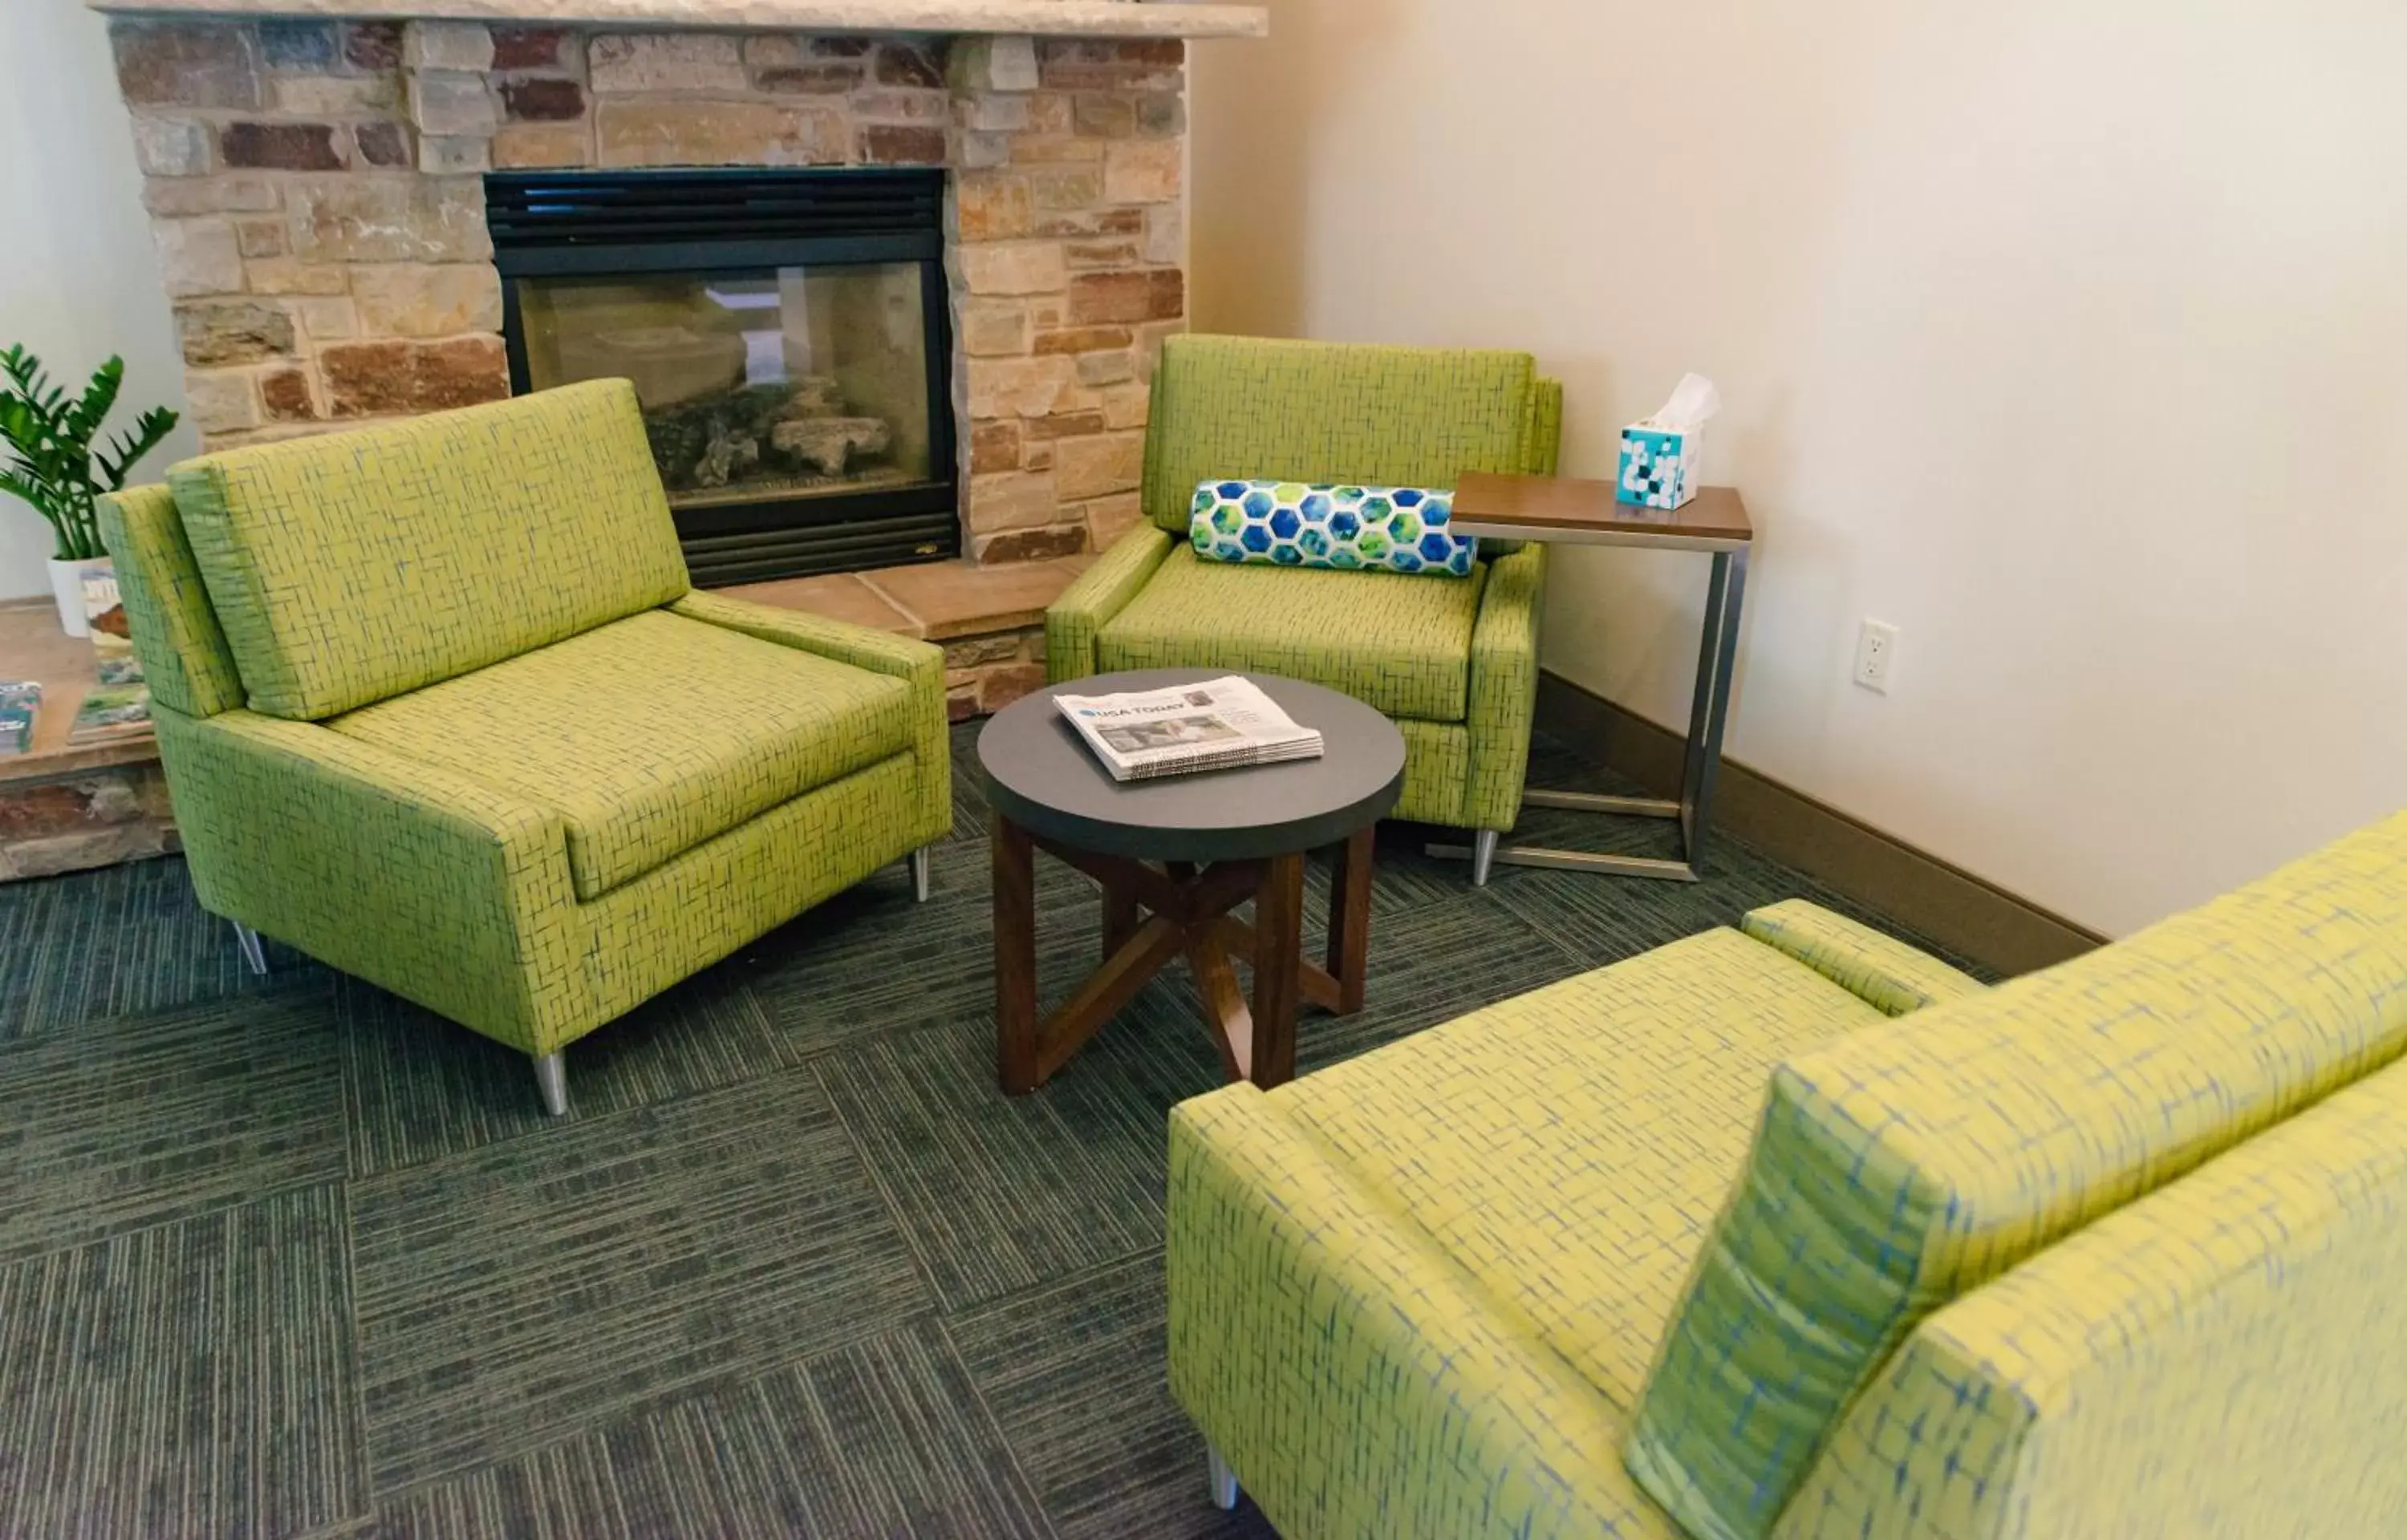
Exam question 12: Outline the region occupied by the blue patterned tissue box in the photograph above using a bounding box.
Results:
[1618,424,1702,509]
[1189,480,1476,577]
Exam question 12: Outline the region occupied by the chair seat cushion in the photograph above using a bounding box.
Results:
[1273,926,1888,1410]
[1094,541,1486,720]
[330,608,911,902]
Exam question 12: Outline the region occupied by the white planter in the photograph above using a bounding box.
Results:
[47,555,110,638]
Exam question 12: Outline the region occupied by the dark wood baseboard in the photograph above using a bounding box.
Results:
[1535,671,2105,977]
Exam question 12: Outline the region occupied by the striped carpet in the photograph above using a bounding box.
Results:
[0,723,1971,1538]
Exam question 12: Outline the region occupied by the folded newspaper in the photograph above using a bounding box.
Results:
[1057,675,1324,782]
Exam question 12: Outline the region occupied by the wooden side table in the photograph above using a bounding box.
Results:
[978,670,1406,1092]
[1435,472,1752,883]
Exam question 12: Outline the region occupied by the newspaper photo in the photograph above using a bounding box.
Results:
[1057,675,1325,782]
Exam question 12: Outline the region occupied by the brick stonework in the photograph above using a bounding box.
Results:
[942,626,1048,720]
[0,764,179,881]
[108,18,1187,563]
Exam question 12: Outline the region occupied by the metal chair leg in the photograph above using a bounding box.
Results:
[1205,1444,1239,1510]
[909,845,932,903]
[1471,829,1500,887]
[533,1052,570,1117]
[232,922,268,975]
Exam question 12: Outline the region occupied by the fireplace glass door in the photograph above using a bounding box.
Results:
[514,264,935,509]
[489,167,956,584]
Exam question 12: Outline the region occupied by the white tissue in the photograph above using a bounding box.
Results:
[1644,372,1722,428]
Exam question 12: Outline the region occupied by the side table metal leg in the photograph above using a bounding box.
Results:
[1677,546,1749,869]
[1427,545,1746,883]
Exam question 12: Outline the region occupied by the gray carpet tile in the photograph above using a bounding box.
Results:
[347,1072,932,1492]
[0,991,350,1265]
[1484,813,1990,981]
[0,855,326,1042]
[0,1182,367,1538]
[814,1003,1213,1315]
[0,714,1947,1536]
[951,1250,1274,1540]
[339,962,787,1177]
[380,1319,1048,1540]
[753,860,1110,1065]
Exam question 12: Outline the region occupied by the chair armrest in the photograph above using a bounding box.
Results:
[670,590,940,687]
[163,707,575,1052]
[1462,542,1547,832]
[1739,899,1987,1015]
[1046,524,1172,683]
[667,590,951,846]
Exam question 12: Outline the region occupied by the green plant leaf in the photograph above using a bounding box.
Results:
[67,356,125,440]
[0,344,40,395]
[0,468,53,514]
[0,342,177,556]
[99,407,179,487]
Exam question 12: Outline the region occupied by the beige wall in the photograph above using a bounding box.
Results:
[0,0,201,600]
[1191,1,2407,937]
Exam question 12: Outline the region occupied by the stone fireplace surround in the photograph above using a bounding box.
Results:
[90,0,1267,567]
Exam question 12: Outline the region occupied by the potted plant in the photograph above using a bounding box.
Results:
[0,345,179,636]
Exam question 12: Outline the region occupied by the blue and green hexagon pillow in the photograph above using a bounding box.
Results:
[1187,480,1476,578]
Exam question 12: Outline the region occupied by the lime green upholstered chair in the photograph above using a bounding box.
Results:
[99,380,949,1114]
[1167,813,2407,1538]
[1045,334,1561,883]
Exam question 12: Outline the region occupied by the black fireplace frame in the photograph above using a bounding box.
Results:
[488,167,959,586]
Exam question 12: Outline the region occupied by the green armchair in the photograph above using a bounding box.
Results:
[1045,334,1561,881]
[99,379,950,1113]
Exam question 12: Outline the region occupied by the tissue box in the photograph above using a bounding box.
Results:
[1618,420,1703,509]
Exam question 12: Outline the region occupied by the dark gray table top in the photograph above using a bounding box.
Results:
[976,669,1406,863]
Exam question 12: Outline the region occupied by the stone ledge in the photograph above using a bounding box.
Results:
[87,0,1270,41]
[723,554,1086,641]
[720,554,1085,717]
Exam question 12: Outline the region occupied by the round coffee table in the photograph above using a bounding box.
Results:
[978,669,1406,1093]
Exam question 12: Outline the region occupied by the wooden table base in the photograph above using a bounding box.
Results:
[992,816,1374,1094]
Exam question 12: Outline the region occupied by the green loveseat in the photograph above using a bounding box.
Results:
[1045,335,1561,881]
[1168,814,2407,1538]
[99,380,950,1114]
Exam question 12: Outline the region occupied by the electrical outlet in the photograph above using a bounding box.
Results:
[1853,619,1898,693]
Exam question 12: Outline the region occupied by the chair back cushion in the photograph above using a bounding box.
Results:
[1779,1051,2407,1539]
[96,484,246,719]
[1141,335,1543,535]
[167,379,688,720]
[1626,810,2407,1540]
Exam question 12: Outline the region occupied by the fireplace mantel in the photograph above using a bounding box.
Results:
[86,0,1268,41]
